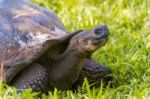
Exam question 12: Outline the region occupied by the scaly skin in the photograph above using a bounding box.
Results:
[10,59,111,92]
[10,64,50,92]
[72,59,112,89]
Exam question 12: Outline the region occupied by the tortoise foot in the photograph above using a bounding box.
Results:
[10,64,49,92]
[72,59,112,89]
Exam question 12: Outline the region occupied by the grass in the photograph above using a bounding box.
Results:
[1,0,150,98]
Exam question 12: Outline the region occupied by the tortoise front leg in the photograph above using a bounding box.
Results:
[72,59,112,89]
[10,63,50,92]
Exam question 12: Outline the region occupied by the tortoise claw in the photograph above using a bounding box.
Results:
[72,59,112,89]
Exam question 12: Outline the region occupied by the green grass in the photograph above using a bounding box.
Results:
[1,0,150,98]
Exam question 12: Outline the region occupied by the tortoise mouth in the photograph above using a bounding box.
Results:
[92,36,108,46]
[92,25,109,46]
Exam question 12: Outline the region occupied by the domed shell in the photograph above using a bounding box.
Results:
[0,0,68,67]
[0,0,72,82]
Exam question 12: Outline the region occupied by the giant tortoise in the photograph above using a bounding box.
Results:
[0,0,111,92]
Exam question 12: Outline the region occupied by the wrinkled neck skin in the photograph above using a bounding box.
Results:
[45,47,87,90]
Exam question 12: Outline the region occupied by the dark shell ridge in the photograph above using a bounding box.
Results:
[0,0,67,67]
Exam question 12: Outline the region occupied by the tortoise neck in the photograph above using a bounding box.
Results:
[62,47,87,59]
[47,47,86,89]
[48,46,87,61]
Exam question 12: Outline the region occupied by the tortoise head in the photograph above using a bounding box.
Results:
[68,25,109,54]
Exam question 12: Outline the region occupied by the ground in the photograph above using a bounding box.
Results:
[0,0,150,99]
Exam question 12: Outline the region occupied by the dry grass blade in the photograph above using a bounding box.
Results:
[0,61,3,83]
[0,55,4,83]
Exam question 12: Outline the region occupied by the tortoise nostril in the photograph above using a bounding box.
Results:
[101,25,109,36]
[94,25,109,37]
[94,28,102,35]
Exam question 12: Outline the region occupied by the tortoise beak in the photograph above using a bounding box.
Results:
[94,25,109,38]
[93,25,109,46]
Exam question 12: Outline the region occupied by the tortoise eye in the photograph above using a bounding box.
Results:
[94,28,102,35]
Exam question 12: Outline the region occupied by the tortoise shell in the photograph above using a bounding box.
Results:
[0,0,71,82]
[0,0,68,67]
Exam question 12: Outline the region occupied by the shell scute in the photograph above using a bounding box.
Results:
[0,0,67,67]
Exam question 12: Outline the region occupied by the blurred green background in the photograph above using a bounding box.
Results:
[1,0,150,98]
